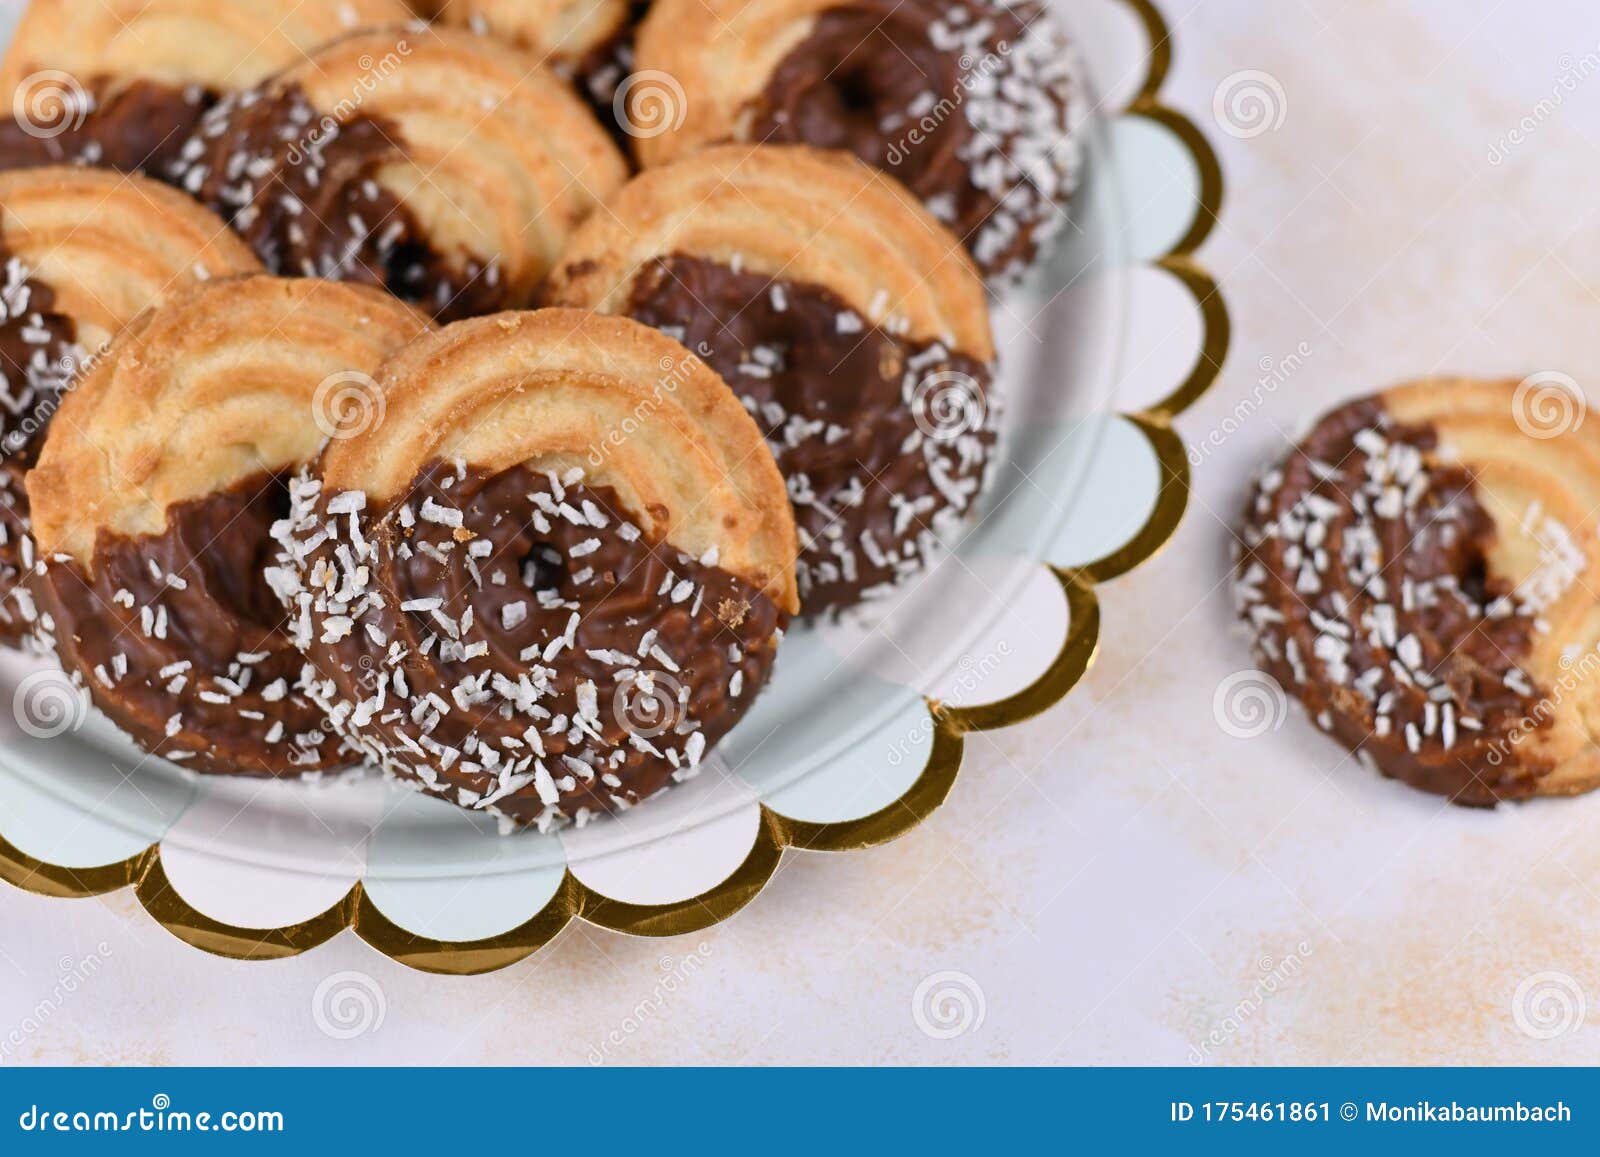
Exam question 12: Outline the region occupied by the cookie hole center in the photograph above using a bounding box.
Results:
[1459,553,1490,606]
[833,68,882,117]
[521,543,568,598]
[208,473,294,630]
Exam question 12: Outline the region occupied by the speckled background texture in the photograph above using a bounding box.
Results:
[6,0,1600,1065]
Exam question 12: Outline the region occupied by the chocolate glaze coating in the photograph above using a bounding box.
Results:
[747,0,1079,283]
[624,254,995,615]
[1235,397,1549,804]
[574,0,651,149]
[0,78,206,175]
[31,472,345,775]
[277,462,785,827]
[0,248,84,643]
[168,85,508,321]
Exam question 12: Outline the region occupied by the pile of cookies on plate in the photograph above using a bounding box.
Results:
[0,0,1084,830]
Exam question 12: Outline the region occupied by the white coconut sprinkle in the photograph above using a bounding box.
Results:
[1234,407,1555,785]
[269,466,774,830]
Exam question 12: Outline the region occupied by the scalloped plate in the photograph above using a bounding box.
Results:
[0,0,1227,974]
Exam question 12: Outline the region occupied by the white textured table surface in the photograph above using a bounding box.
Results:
[7,0,1600,1065]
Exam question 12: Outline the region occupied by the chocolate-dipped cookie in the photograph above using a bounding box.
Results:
[1235,378,1600,805]
[546,144,996,615]
[27,276,429,775]
[425,0,651,144]
[169,28,628,320]
[269,309,798,829]
[0,0,410,174]
[631,0,1084,285]
[0,167,262,645]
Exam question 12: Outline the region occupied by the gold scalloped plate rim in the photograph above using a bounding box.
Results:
[0,721,965,976]
[0,0,1228,974]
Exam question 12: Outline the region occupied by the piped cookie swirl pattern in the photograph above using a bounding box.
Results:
[0,0,411,174]
[270,309,799,828]
[26,275,429,775]
[632,0,1084,284]
[169,28,628,320]
[0,167,262,644]
[546,144,997,614]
